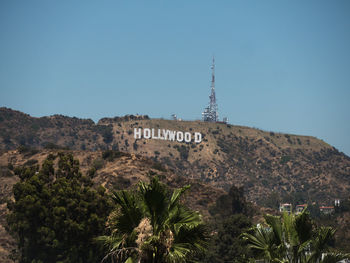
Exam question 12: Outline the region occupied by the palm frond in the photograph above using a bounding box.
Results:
[265,214,283,245]
[124,257,136,263]
[95,234,123,251]
[308,226,337,263]
[111,190,143,234]
[170,208,201,234]
[295,209,313,243]
[139,177,169,234]
[166,243,191,263]
[242,226,271,252]
[321,252,350,263]
[281,212,298,246]
[169,185,190,212]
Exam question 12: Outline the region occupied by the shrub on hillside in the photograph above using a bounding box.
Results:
[102,150,128,162]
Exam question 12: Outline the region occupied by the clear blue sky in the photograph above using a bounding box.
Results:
[1,1,349,156]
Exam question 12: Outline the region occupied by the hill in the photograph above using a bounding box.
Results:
[1,107,349,206]
[1,108,350,260]
[0,149,225,262]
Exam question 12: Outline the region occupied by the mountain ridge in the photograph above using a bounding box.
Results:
[1,107,349,206]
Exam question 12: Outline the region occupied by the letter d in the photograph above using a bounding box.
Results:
[194,132,202,143]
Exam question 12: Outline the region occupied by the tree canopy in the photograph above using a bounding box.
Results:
[202,185,254,262]
[7,153,112,263]
[242,209,350,263]
[97,177,208,263]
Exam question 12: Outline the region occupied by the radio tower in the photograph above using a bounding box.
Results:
[202,56,219,122]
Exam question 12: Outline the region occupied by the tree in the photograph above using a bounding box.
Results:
[242,210,350,263]
[209,185,252,217]
[7,153,112,263]
[203,185,254,262]
[97,177,208,263]
[203,214,252,263]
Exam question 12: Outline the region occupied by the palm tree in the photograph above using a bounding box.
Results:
[242,209,349,263]
[97,177,208,263]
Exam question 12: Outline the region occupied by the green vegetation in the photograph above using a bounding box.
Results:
[203,185,254,262]
[203,214,252,263]
[173,145,189,160]
[94,125,114,144]
[212,130,219,135]
[242,210,350,262]
[97,177,208,263]
[262,191,309,210]
[17,145,40,156]
[43,142,69,150]
[102,149,128,162]
[23,159,38,166]
[92,157,104,170]
[7,153,112,263]
[280,155,291,164]
[0,165,13,177]
[3,148,350,262]
[151,162,167,172]
[133,140,138,150]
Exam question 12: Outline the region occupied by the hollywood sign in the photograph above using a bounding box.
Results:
[134,128,202,143]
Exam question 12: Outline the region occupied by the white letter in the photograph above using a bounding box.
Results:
[176,131,184,142]
[163,129,169,140]
[158,129,164,140]
[194,132,202,143]
[134,128,142,139]
[144,128,151,139]
[151,128,158,139]
[168,130,176,141]
[184,132,191,143]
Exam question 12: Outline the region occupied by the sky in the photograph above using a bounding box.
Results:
[0,1,349,156]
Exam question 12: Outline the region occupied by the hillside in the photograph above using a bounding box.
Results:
[0,149,225,262]
[1,107,349,206]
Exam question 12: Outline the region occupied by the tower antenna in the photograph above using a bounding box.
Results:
[202,56,219,122]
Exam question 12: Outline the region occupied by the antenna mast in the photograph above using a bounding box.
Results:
[202,56,219,122]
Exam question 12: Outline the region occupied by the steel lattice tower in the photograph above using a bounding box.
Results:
[202,56,219,122]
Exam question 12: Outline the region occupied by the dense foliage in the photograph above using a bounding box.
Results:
[202,185,254,262]
[203,214,252,263]
[97,177,208,263]
[7,153,112,263]
[242,210,350,263]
